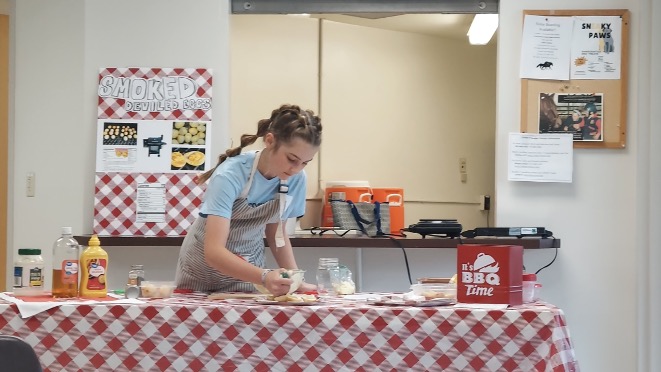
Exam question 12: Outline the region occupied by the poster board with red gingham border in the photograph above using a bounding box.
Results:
[93,67,212,236]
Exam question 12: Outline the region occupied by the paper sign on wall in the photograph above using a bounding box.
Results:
[508,133,573,183]
[93,67,213,236]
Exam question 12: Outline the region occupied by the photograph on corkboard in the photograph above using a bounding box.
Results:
[538,93,603,141]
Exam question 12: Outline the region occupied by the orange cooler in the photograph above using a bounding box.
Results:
[372,188,404,234]
[321,185,371,227]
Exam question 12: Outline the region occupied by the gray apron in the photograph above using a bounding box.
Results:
[175,151,285,292]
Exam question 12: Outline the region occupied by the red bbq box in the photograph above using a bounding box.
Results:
[457,244,523,305]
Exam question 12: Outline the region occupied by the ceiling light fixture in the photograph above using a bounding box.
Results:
[467,14,499,45]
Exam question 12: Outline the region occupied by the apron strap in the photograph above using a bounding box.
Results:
[274,180,289,248]
[240,150,289,248]
[239,151,261,199]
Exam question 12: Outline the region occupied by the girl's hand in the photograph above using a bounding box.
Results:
[264,268,293,296]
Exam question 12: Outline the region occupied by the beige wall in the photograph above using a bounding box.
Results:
[228,15,320,195]
[230,15,497,230]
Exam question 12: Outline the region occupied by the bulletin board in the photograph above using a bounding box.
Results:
[520,9,630,149]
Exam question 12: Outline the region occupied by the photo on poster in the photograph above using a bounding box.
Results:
[538,93,603,141]
[102,122,138,146]
[172,121,207,146]
[95,119,212,172]
[171,147,206,171]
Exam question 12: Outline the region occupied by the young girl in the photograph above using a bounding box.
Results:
[175,104,322,296]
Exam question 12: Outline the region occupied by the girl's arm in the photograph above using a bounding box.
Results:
[265,222,297,269]
[265,222,317,292]
[204,215,292,295]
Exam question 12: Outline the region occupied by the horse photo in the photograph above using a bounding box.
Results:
[536,61,553,69]
[539,93,561,133]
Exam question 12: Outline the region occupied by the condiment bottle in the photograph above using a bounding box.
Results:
[79,235,109,298]
[52,227,80,298]
[13,248,45,296]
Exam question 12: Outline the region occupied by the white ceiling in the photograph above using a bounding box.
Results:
[311,13,478,41]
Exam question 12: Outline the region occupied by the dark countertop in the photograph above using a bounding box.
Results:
[74,234,560,249]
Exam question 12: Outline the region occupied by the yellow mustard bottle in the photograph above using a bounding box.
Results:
[79,234,109,298]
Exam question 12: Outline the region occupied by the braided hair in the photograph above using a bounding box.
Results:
[197,104,322,184]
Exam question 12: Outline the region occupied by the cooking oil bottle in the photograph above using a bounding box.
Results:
[52,227,80,298]
[79,234,109,298]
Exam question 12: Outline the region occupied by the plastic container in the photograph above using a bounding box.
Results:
[534,283,543,301]
[13,248,45,296]
[332,265,356,295]
[316,257,340,295]
[417,277,452,284]
[79,235,109,298]
[410,283,457,299]
[52,227,80,298]
[140,281,175,298]
[522,273,537,303]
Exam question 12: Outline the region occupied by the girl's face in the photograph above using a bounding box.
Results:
[264,134,318,180]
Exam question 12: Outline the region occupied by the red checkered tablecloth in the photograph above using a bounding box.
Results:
[0,294,580,372]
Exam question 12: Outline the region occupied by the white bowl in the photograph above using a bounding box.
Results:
[254,269,305,295]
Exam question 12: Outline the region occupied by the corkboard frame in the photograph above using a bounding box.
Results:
[520,9,630,149]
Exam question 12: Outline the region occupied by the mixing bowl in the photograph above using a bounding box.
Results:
[254,269,305,295]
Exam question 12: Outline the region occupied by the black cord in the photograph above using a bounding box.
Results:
[389,237,413,285]
[486,209,490,228]
[308,227,353,237]
[534,236,558,275]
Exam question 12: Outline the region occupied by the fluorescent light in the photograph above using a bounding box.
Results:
[467,14,499,45]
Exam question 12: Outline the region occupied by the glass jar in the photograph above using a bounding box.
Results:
[316,258,340,295]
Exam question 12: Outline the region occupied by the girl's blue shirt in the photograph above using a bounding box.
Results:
[199,151,306,220]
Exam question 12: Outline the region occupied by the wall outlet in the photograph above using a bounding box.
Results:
[479,195,491,210]
[26,172,36,197]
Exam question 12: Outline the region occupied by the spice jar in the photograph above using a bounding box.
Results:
[128,264,145,286]
[127,264,145,298]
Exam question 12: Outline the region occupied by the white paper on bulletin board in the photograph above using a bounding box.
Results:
[520,15,574,80]
[508,133,573,183]
[570,16,622,80]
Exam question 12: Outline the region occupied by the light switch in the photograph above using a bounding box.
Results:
[26,172,35,197]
